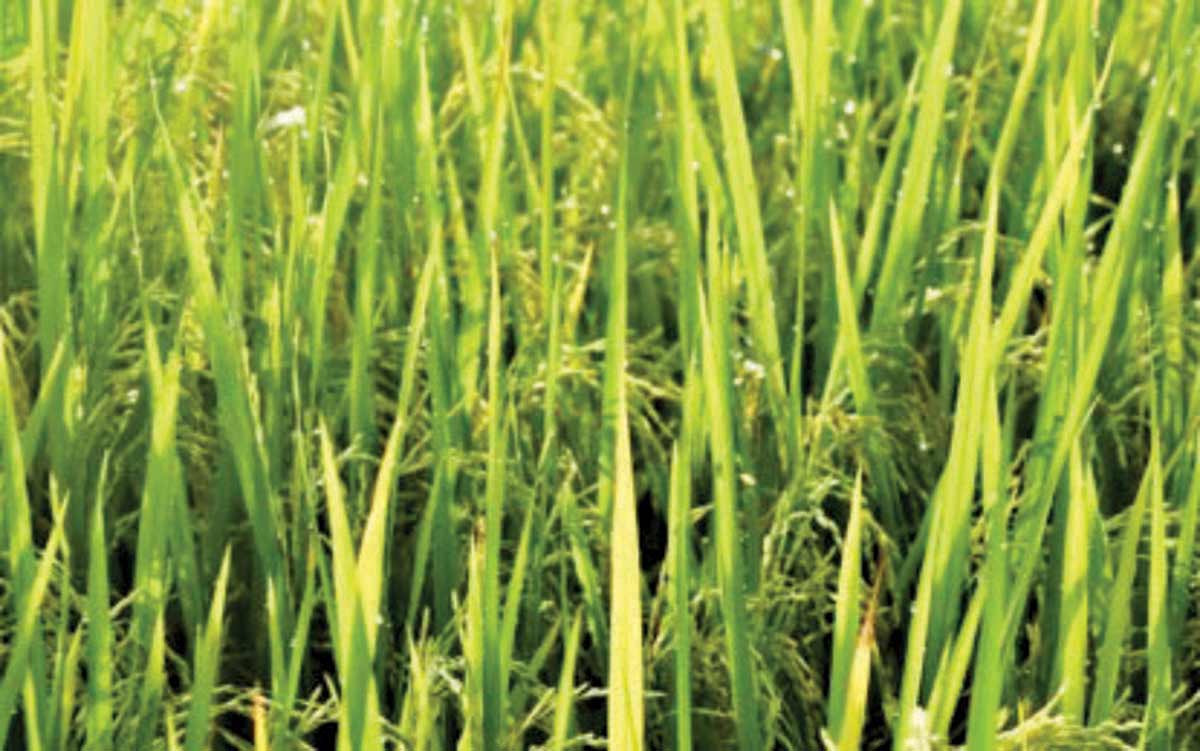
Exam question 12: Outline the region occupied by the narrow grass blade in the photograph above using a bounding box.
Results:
[608,397,645,751]
[828,469,864,743]
[182,547,232,751]
[85,457,113,751]
[551,611,583,751]
[965,377,1008,751]
[838,572,881,751]
[1144,407,1172,750]
[667,423,695,751]
[1089,443,1154,725]
[318,423,383,751]
[482,246,507,751]
[700,233,761,751]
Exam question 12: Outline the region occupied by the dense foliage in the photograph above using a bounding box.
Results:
[1,1,1199,749]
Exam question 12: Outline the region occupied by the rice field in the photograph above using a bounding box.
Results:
[1,0,1199,749]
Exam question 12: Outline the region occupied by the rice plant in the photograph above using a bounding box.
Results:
[1,1,1199,749]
